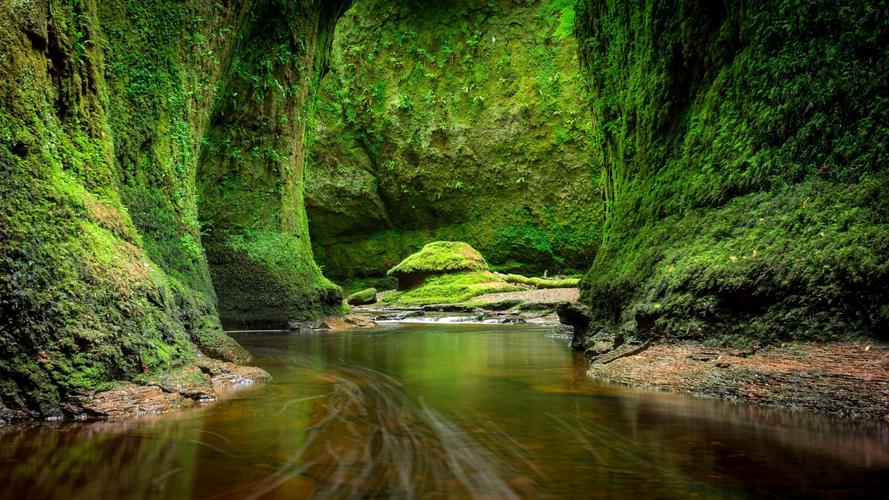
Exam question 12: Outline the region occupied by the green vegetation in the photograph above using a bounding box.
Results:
[0,0,350,419]
[382,272,522,306]
[381,241,522,305]
[305,0,602,282]
[340,276,398,297]
[502,274,580,289]
[198,0,350,325]
[575,0,889,341]
[388,242,487,277]
[1,0,886,420]
[347,288,377,306]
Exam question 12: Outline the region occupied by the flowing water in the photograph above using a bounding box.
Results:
[2,323,888,499]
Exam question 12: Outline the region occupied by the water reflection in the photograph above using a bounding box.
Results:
[0,418,203,499]
[1,324,887,499]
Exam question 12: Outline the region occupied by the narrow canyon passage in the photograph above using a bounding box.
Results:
[1,0,887,497]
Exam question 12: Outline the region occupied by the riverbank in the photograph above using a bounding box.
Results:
[11,289,885,425]
[585,340,889,421]
[0,359,270,423]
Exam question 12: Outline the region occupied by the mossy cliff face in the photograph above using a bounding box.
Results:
[0,0,348,419]
[305,0,602,282]
[575,0,889,342]
[198,1,351,327]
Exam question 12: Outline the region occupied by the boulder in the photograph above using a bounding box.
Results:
[347,288,378,306]
[387,241,488,289]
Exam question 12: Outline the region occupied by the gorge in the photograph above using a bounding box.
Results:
[0,0,887,495]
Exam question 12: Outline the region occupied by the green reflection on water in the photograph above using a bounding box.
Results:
[2,324,888,499]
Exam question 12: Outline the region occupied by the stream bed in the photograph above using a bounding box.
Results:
[2,323,888,498]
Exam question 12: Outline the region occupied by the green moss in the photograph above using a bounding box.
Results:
[0,0,346,418]
[581,177,889,341]
[347,288,377,306]
[306,0,602,281]
[341,276,398,296]
[551,0,576,40]
[198,0,350,325]
[381,241,524,304]
[2,0,885,419]
[503,274,580,289]
[205,229,342,325]
[576,0,889,341]
[388,241,487,277]
[381,272,523,306]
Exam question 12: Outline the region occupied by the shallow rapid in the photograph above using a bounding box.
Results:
[2,323,888,498]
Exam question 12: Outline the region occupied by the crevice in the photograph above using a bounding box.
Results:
[45,23,69,120]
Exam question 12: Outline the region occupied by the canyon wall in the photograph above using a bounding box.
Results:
[199,0,349,327]
[575,0,888,342]
[0,0,349,419]
[305,0,602,284]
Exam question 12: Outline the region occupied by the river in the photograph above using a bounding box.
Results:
[2,323,888,498]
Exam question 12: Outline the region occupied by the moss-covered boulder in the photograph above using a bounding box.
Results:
[382,242,521,305]
[347,288,377,306]
[387,241,488,289]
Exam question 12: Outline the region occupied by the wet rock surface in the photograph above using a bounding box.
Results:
[474,288,580,308]
[371,311,426,322]
[584,330,618,358]
[551,298,889,421]
[79,385,196,420]
[585,341,889,421]
[492,315,526,325]
[16,360,274,422]
[315,315,378,330]
[555,302,593,350]
[197,358,272,390]
[352,303,559,326]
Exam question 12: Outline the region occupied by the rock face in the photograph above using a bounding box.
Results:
[305,0,602,282]
[79,359,270,420]
[555,302,592,351]
[574,0,889,343]
[2,0,886,420]
[0,0,349,419]
[199,0,351,327]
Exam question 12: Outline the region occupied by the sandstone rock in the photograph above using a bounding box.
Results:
[556,302,592,351]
